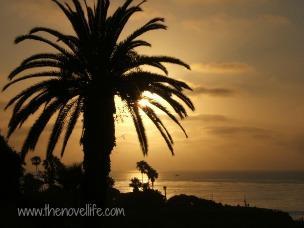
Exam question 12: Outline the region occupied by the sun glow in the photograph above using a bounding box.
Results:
[138,91,163,108]
[138,99,150,107]
[127,170,149,183]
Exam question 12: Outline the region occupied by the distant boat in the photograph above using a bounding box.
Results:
[175,174,180,177]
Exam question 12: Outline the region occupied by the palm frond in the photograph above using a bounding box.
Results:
[52,0,89,40]
[29,27,79,52]
[137,56,190,70]
[128,102,148,155]
[7,92,53,138]
[60,97,83,157]
[147,98,188,137]
[108,0,144,45]
[47,98,79,158]
[124,17,166,43]
[141,106,174,154]
[151,83,195,110]
[148,88,189,119]
[20,98,67,160]
[95,0,110,30]
[123,71,192,91]
[15,34,71,57]
[3,71,61,91]
[20,53,62,66]
[9,60,62,80]
[4,79,58,109]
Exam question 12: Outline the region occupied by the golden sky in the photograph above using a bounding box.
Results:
[0,0,304,171]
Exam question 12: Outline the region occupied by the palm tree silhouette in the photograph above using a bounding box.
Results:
[136,160,149,183]
[147,167,158,189]
[31,156,41,175]
[3,0,194,204]
[129,177,142,192]
[42,155,66,187]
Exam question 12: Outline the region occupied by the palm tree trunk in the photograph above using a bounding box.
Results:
[81,91,116,206]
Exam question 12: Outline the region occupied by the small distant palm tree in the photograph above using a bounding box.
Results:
[3,0,194,204]
[42,155,66,187]
[129,177,141,192]
[141,182,149,191]
[147,168,158,189]
[136,160,149,183]
[31,156,41,175]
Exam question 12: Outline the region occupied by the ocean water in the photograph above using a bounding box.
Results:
[111,170,304,219]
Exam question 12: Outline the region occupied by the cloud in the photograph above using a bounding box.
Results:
[186,114,231,122]
[274,132,304,154]
[182,14,291,33]
[129,5,175,22]
[205,126,271,138]
[191,62,253,75]
[260,14,291,26]
[289,135,304,154]
[174,0,269,5]
[190,86,235,97]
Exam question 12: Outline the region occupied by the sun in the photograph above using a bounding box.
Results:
[127,170,149,183]
[138,98,150,107]
[138,91,163,108]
